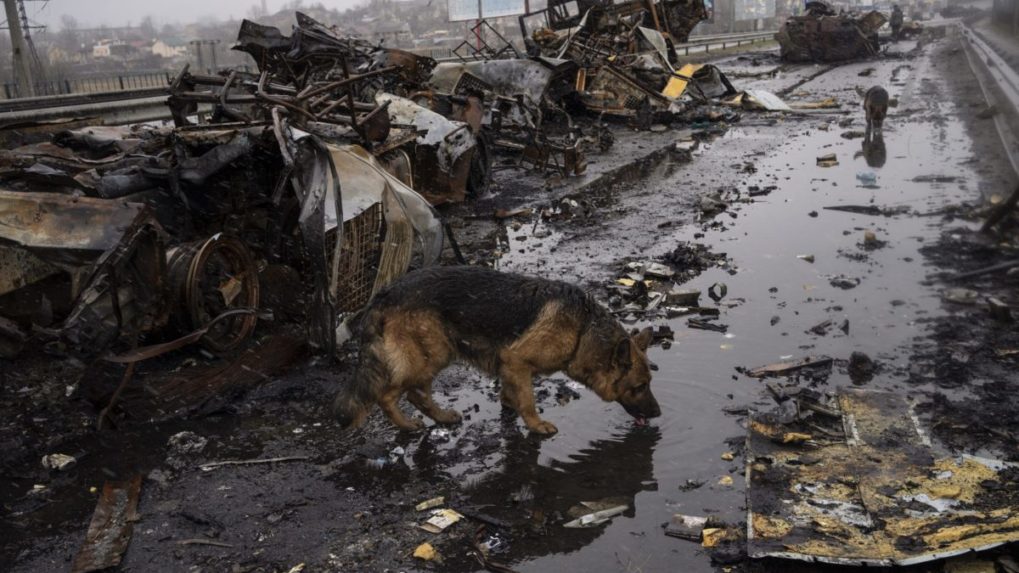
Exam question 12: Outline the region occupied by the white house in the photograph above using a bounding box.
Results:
[151,39,187,58]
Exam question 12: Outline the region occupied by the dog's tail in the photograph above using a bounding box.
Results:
[333,307,390,429]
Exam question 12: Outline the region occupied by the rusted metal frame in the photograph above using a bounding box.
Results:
[341,57,361,138]
[104,308,258,364]
[257,71,317,122]
[63,215,160,332]
[96,358,136,430]
[271,106,295,167]
[293,66,398,102]
[214,70,253,123]
[369,129,420,157]
[219,70,238,107]
[170,63,191,91]
[646,0,664,34]
[289,138,340,351]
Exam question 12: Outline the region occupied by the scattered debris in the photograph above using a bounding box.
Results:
[688,318,727,333]
[71,475,142,573]
[848,351,877,384]
[167,431,208,456]
[824,204,911,216]
[816,153,838,167]
[987,297,1012,322]
[829,275,861,289]
[413,542,439,561]
[708,283,728,302]
[942,288,981,305]
[421,508,464,533]
[198,456,311,472]
[747,390,1019,566]
[41,453,77,471]
[746,356,834,378]
[856,171,877,186]
[563,500,628,528]
[665,514,712,540]
[416,496,446,512]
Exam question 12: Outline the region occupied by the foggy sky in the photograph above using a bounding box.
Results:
[30,0,365,30]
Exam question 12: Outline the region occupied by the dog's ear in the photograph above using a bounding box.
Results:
[633,327,653,351]
[613,338,632,370]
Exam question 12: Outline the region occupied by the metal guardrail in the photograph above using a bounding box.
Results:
[959,22,1019,178]
[675,31,777,55]
[1,71,173,101]
[0,87,168,114]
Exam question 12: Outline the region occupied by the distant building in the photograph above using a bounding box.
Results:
[372,22,412,46]
[151,39,188,58]
[92,39,135,59]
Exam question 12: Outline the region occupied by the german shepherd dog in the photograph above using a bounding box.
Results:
[864,85,889,134]
[334,266,661,435]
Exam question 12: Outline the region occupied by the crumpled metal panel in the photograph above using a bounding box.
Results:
[429,58,578,104]
[0,190,151,266]
[376,93,476,205]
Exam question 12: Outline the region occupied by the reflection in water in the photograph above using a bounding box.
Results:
[859,129,887,168]
[448,423,661,568]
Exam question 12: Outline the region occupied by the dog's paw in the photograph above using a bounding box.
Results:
[432,409,462,425]
[398,417,426,432]
[528,420,558,435]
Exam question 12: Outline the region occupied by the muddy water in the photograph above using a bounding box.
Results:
[446,41,987,572]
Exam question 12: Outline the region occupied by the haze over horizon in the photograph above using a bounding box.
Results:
[26,0,368,31]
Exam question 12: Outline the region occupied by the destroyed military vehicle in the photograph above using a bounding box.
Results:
[776,1,888,62]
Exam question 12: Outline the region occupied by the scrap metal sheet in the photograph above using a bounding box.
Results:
[72,475,142,573]
[0,190,148,255]
[747,390,1019,566]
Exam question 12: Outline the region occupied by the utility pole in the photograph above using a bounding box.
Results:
[3,0,34,96]
[190,39,221,74]
[190,39,205,73]
[207,39,220,73]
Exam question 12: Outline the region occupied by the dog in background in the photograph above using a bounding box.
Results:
[334,266,661,435]
[864,85,889,134]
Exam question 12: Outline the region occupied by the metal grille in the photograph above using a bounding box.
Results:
[454,72,493,96]
[334,202,385,312]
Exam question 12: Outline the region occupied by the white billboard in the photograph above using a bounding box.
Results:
[734,0,775,19]
[448,0,527,21]
[481,0,528,17]
[449,0,481,22]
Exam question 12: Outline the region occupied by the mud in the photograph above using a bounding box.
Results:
[3,25,1019,573]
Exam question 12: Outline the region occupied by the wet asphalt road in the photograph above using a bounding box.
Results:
[4,25,1018,573]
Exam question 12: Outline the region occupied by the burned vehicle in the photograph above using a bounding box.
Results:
[520,0,709,49]
[168,13,488,204]
[0,124,443,360]
[0,15,452,363]
[776,1,888,62]
[515,0,731,126]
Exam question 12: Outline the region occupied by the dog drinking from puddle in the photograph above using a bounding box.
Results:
[334,266,661,434]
